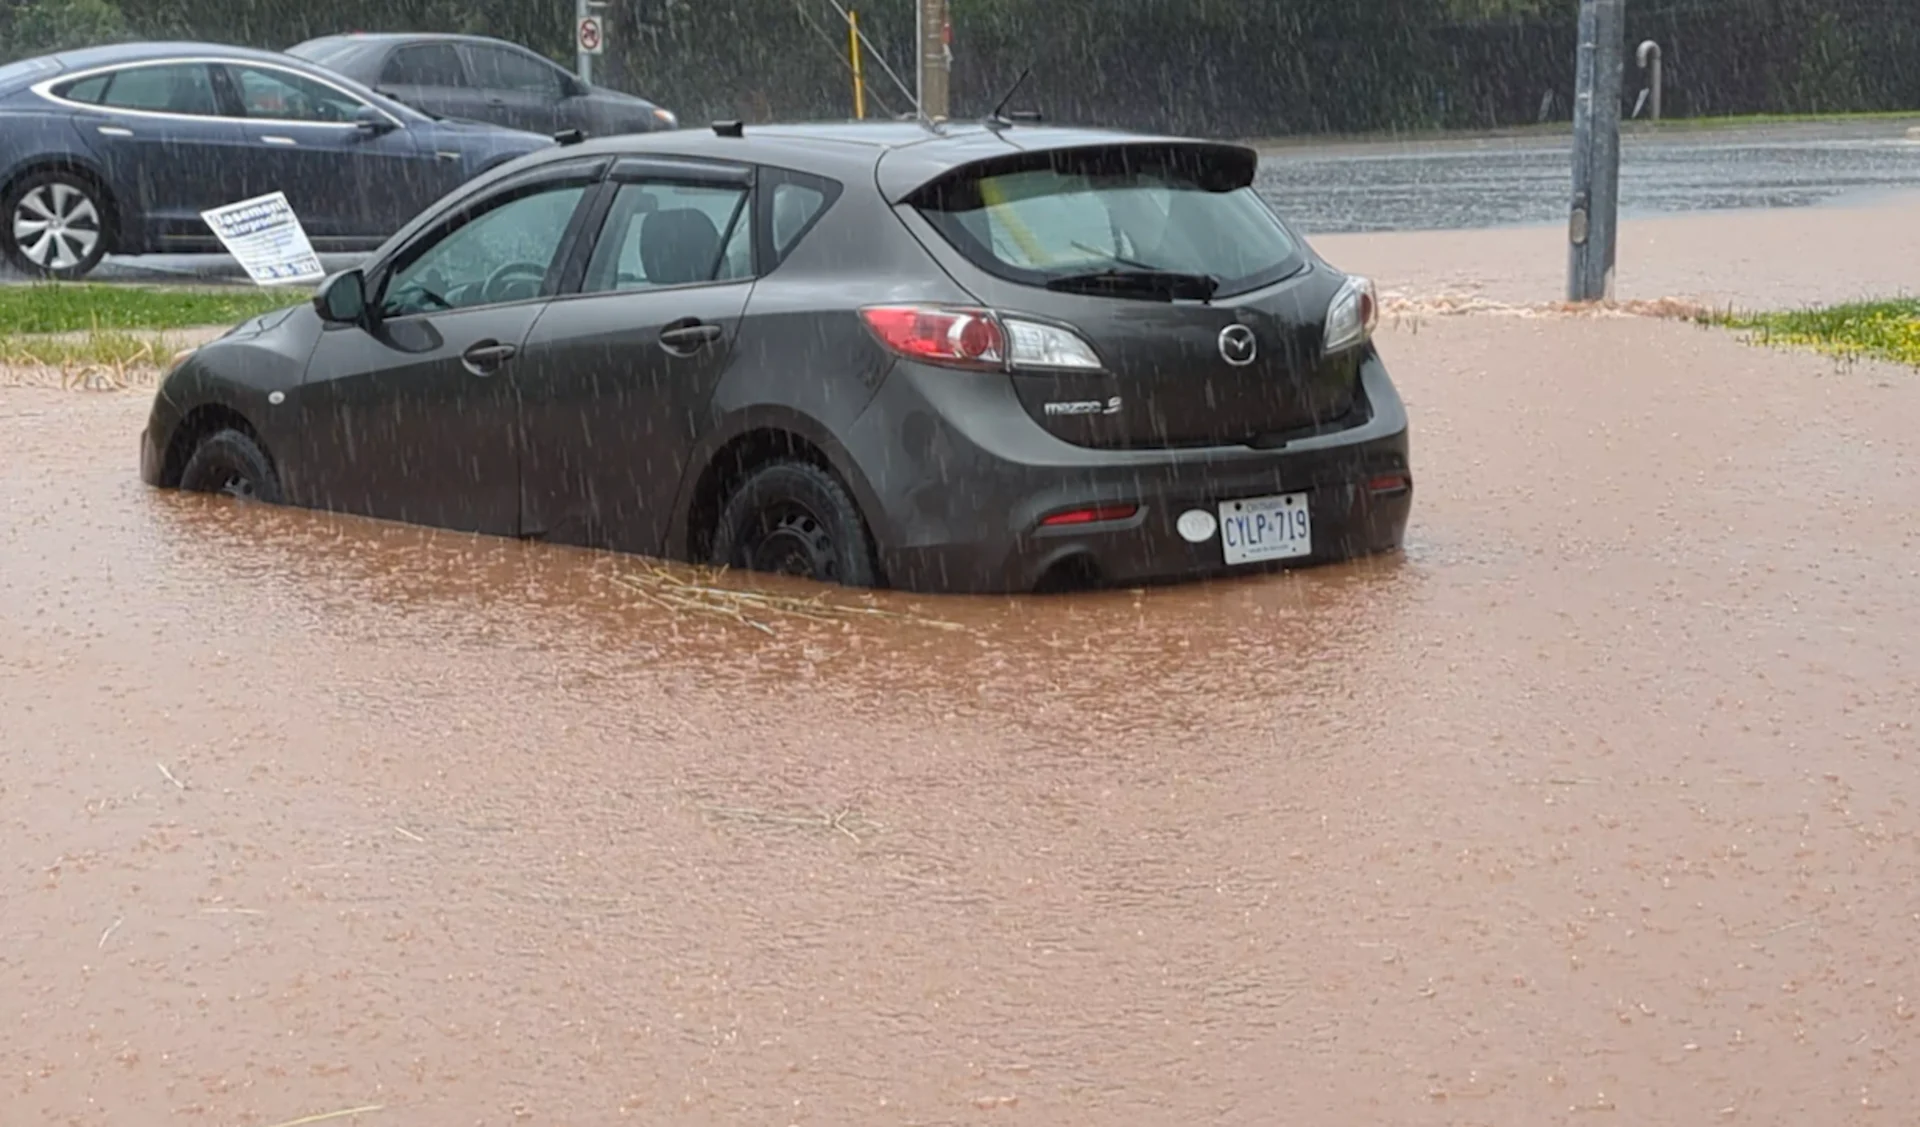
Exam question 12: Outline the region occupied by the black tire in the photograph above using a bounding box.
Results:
[711,460,878,588]
[2,169,111,281]
[178,428,284,505]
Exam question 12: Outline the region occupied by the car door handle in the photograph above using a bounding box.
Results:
[461,340,518,375]
[97,125,133,137]
[658,321,723,354]
[260,135,297,146]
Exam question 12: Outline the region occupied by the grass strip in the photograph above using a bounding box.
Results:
[1710,298,1920,368]
[0,282,304,334]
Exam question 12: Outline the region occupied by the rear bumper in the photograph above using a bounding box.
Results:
[841,346,1413,595]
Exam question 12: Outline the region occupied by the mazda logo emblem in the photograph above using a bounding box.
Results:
[1218,324,1258,367]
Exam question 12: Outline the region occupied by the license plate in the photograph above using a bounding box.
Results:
[1219,492,1312,565]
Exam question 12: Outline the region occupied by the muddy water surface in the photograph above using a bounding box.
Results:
[4,237,1920,1126]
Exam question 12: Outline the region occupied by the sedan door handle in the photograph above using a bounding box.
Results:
[461,340,518,375]
[658,321,723,354]
[97,125,133,137]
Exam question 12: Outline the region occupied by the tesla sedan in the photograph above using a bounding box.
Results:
[0,41,554,280]
[140,119,1413,595]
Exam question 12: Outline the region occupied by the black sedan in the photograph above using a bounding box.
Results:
[140,120,1413,595]
[0,41,554,280]
[286,32,678,138]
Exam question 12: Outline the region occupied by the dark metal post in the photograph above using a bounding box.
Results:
[1568,0,1625,302]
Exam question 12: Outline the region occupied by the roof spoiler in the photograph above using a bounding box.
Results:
[878,139,1261,207]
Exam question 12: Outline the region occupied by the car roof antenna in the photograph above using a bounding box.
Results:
[984,66,1034,130]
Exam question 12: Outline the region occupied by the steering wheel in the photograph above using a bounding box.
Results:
[482,261,548,305]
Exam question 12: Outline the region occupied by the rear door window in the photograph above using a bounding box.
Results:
[382,44,468,88]
[581,180,753,293]
[910,147,1304,298]
[93,63,221,116]
[464,45,563,98]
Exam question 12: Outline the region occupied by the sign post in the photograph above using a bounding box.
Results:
[1567,0,1625,302]
[575,0,605,85]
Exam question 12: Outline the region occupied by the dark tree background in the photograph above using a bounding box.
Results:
[4,0,1915,137]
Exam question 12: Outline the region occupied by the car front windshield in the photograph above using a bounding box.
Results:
[914,157,1305,297]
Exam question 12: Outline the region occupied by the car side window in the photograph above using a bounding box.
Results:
[382,44,467,88]
[770,182,828,258]
[55,73,111,104]
[225,65,367,123]
[466,45,563,99]
[94,64,220,116]
[581,181,753,294]
[379,182,588,318]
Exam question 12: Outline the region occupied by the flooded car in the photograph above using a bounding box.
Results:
[138,119,1413,594]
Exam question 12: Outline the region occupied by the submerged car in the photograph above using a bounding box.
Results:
[0,41,553,280]
[140,119,1413,595]
[286,32,677,138]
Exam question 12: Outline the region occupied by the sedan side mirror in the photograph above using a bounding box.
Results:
[354,105,397,136]
[314,269,368,326]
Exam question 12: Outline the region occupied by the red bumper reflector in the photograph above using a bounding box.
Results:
[1366,473,1411,495]
[1040,504,1139,527]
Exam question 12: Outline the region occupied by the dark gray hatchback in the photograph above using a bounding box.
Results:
[140,119,1412,595]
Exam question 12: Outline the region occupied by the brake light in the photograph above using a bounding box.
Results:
[860,306,1104,372]
[1323,274,1379,355]
[1040,504,1138,527]
[860,306,1005,370]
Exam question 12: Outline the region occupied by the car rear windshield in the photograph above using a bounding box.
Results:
[909,145,1305,298]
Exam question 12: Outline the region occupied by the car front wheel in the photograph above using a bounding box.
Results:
[711,460,878,588]
[178,428,284,505]
[3,170,110,280]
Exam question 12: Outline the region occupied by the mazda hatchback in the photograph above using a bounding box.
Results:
[140,118,1412,594]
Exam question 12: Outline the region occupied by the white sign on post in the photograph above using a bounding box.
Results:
[199,191,325,287]
[577,15,604,55]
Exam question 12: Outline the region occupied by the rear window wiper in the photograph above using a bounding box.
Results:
[1043,267,1220,302]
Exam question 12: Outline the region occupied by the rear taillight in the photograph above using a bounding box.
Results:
[1323,274,1378,355]
[860,306,1005,370]
[860,305,1103,372]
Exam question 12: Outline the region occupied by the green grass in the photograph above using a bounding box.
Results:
[1713,298,1920,368]
[0,282,305,335]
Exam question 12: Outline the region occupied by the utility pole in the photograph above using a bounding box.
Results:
[1567,0,1625,302]
[915,0,950,120]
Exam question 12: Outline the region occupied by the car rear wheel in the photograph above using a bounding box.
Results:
[3,170,110,281]
[711,460,877,588]
[178,428,284,505]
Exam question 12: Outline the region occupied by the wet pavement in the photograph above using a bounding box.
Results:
[6,119,1916,287]
[4,197,1919,1125]
[1260,119,1920,234]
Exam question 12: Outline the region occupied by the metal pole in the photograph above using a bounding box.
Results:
[849,9,867,119]
[916,0,949,120]
[1568,0,1625,302]
[576,0,591,84]
[1637,40,1663,121]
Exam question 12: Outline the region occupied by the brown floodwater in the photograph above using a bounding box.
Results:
[4,206,1920,1127]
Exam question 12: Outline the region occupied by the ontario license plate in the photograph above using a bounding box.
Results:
[1219,492,1312,565]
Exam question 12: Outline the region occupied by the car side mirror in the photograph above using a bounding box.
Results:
[314,269,368,325]
[354,105,396,136]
